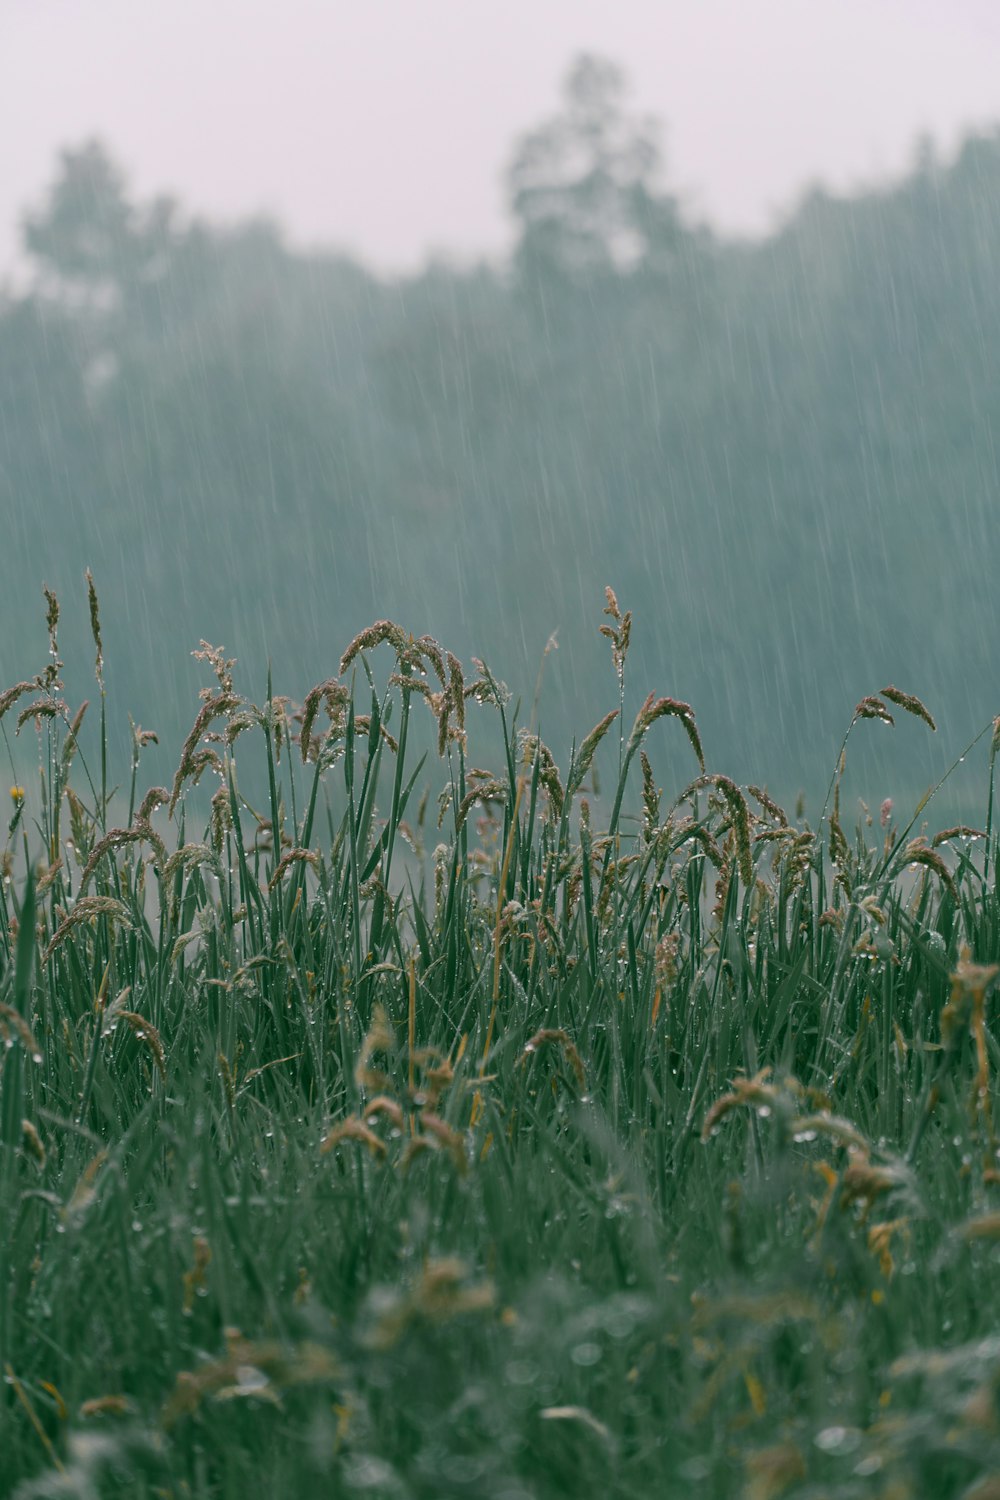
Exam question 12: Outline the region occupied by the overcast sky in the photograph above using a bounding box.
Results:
[5,0,1000,276]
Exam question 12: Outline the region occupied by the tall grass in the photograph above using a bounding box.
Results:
[2,583,1000,1498]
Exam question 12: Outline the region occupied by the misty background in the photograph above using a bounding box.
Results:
[4,3,1000,817]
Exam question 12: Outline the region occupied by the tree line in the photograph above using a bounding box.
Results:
[3,56,999,812]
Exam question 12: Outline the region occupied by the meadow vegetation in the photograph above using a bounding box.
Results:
[2,581,1000,1498]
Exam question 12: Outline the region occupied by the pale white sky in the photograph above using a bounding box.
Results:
[4,0,1000,275]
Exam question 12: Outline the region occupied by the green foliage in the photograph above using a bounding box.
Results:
[2,589,1000,1497]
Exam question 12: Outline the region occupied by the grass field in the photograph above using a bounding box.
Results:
[3,583,1000,1498]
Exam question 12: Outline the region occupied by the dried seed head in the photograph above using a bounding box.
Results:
[78,826,149,893]
[21,1118,45,1167]
[169,693,240,815]
[466,657,510,710]
[684,774,753,886]
[267,847,319,891]
[932,825,985,848]
[446,651,465,734]
[855,695,895,726]
[363,1095,405,1130]
[567,710,618,798]
[880,684,937,732]
[901,838,959,904]
[702,1070,780,1141]
[43,896,134,962]
[192,641,236,696]
[455,780,507,834]
[519,733,564,817]
[630,694,704,772]
[654,932,680,987]
[320,1117,387,1158]
[355,1004,394,1093]
[136,786,170,824]
[0,1002,39,1055]
[43,586,60,651]
[640,749,660,839]
[61,701,89,775]
[117,1010,167,1081]
[85,569,104,682]
[416,635,446,686]
[340,619,409,676]
[418,1111,467,1174]
[163,843,220,883]
[748,785,788,826]
[299,678,348,762]
[0,683,36,722]
[16,697,66,734]
[520,1027,586,1090]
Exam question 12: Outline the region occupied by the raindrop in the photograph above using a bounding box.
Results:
[814,1426,861,1454]
[571,1341,602,1367]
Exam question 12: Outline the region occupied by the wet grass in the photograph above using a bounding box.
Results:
[3,584,1000,1498]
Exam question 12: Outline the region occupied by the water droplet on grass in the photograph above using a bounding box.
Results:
[571,1342,602,1367]
[815,1426,860,1454]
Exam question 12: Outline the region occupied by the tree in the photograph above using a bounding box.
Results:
[507,54,682,282]
[23,139,183,309]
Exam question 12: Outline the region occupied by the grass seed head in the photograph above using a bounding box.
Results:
[521,1027,586,1089]
[85,569,103,682]
[267,847,319,891]
[16,696,66,734]
[340,619,410,676]
[568,710,618,798]
[20,1118,45,1167]
[0,1003,39,1055]
[455,779,507,834]
[112,1011,167,1082]
[631,694,705,772]
[901,839,959,904]
[321,1116,388,1158]
[0,682,37,722]
[880,684,937,732]
[192,641,236,696]
[855,695,895,727]
[748,785,788,826]
[169,693,240,815]
[43,896,134,962]
[519,733,564,817]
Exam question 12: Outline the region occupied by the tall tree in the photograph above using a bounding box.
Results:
[507,54,682,283]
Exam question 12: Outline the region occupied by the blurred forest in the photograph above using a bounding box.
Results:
[4,56,1000,811]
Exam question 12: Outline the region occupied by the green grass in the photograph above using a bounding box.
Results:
[2,585,1000,1498]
